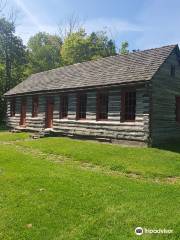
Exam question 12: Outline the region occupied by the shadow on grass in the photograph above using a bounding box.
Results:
[154,140,180,154]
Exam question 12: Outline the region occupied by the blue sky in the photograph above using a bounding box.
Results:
[3,0,180,50]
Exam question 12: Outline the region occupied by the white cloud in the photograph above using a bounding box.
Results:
[13,0,43,30]
[85,18,142,33]
[12,1,143,46]
[84,18,143,39]
[16,16,143,45]
[16,24,58,44]
[13,0,59,44]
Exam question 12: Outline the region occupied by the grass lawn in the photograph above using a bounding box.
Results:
[0,131,30,142]
[17,137,180,179]
[0,132,180,239]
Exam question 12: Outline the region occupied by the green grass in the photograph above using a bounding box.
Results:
[17,137,180,178]
[0,131,30,142]
[0,132,180,239]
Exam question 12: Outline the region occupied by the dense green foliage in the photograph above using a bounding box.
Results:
[61,29,116,65]
[88,32,116,60]
[120,41,129,54]
[61,29,88,65]
[0,132,179,239]
[0,18,27,122]
[27,32,62,74]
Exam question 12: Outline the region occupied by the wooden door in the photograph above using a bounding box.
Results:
[20,98,26,126]
[45,97,54,128]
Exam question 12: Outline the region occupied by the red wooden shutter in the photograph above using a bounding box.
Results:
[121,90,136,121]
[45,96,54,128]
[20,98,26,126]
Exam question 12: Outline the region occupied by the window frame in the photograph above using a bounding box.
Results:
[121,89,136,122]
[32,96,39,118]
[96,91,109,121]
[76,92,87,120]
[60,94,68,119]
[176,96,180,123]
[10,98,16,117]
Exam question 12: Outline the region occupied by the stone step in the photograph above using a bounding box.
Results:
[31,130,52,139]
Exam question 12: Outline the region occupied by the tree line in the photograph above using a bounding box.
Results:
[0,14,129,123]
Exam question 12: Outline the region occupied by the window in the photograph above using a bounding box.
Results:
[170,64,175,77]
[96,92,108,120]
[121,91,136,121]
[32,96,39,117]
[176,96,180,123]
[60,95,68,119]
[10,98,16,117]
[76,93,87,119]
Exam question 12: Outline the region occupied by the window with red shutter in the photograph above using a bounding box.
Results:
[60,95,68,119]
[121,90,136,121]
[32,96,39,117]
[96,92,108,120]
[76,93,87,120]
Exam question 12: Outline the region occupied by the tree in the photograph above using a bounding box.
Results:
[0,17,27,123]
[61,29,89,65]
[88,31,116,60]
[0,0,6,15]
[27,32,62,74]
[58,13,83,41]
[120,41,129,54]
[61,29,116,65]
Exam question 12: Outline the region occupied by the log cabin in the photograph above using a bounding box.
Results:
[4,44,180,146]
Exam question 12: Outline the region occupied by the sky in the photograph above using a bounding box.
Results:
[2,0,180,50]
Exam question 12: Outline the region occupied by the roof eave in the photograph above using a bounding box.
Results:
[4,79,150,98]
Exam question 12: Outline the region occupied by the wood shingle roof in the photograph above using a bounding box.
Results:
[4,44,178,96]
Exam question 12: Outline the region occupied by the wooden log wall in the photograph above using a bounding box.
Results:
[6,85,150,144]
[151,50,180,144]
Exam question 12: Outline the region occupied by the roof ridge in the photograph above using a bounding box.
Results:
[135,44,177,53]
[4,43,178,96]
[32,44,178,76]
